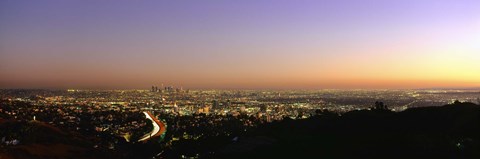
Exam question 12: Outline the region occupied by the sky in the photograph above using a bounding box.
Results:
[1,0,479,89]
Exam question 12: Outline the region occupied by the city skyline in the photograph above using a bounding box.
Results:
[1,0,480,89]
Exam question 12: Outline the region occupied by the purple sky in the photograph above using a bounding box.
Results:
[1,0,479,89]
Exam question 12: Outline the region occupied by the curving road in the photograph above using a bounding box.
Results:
[138,111,166,142]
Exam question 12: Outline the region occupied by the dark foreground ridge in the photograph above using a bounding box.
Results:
[1,102,479,159]
[215,102,480,159]
[0,119,113,159]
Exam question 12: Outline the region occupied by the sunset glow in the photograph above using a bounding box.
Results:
[1,0,479,89]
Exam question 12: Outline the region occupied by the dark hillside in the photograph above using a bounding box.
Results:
[216,103,480,159]
[0,120,113,159]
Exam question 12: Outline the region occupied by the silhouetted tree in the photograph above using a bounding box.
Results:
[374,101,388,110]
[454,100,462,104]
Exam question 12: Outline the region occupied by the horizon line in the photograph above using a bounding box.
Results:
[2,87,480,91]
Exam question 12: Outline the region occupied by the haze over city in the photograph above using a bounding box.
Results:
[1,0,479,89]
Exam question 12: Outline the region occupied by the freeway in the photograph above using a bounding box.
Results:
[138,111,166,142]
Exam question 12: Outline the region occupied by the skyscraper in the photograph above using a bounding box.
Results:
[213,100,219,109]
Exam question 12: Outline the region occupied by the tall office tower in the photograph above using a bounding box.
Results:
[151,86,155,92]
[225,99,231,107]
[173,102,179,113]
[213,100,219,109]
[260,104,267,113]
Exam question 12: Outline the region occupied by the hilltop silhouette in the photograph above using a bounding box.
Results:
[0,120,117,159]
[215,102,480,158]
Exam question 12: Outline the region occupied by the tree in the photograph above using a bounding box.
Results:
[454,100,461,104]
[374,101,388,110]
